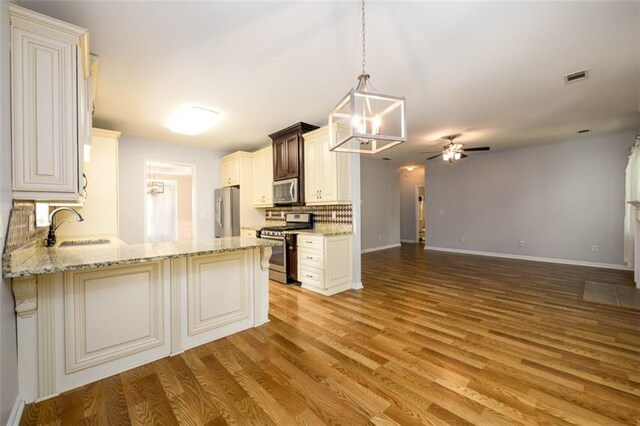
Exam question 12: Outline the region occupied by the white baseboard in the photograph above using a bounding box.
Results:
[7,395,24,426]
[351,282,363,290]
[361,243,401,254]
[425,246,631,271]
[401,239,417,243]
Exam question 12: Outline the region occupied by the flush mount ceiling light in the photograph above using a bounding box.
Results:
[405,166,415,172]
[328,0,407,154]
[167,106,219,136]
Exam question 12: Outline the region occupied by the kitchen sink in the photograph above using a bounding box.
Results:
[59,239,111,247]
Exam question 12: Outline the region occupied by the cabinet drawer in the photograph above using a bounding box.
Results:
[297,235,324,250]
[298,266,323,287]
[298,247,324,269]
[241,229,257,238]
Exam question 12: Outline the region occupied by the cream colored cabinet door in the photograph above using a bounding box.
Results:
[319,138,337,202]
[304,137,321,202]
[221,157,240,187]
[252,146,272,207]
[263,148,273,205]
[11,5,88,201]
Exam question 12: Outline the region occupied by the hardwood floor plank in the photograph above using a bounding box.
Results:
[20,245,639,425]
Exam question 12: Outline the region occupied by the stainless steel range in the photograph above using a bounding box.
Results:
[258,213,314,283]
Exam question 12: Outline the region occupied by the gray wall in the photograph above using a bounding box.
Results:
[0,0,19,422]
[400,167,425,242]
[360,158,401,251]
[118,136,226,244]
[426,131,634,265]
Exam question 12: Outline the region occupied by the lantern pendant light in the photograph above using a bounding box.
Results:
[328,0,407,154]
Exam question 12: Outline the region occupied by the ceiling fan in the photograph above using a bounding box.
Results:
[422,134,490,163]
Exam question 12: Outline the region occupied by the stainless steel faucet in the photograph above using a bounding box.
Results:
[45,207,84,247]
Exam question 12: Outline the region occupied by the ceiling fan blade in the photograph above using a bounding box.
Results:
[427,154,442,160]
[461,147,490,152]
[460,153,468,159]
[420,151,442,154]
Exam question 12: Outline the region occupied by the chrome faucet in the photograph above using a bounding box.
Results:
[45,207,84,247]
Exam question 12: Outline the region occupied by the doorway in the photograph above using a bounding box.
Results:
[144,160,196,243]
[416,185,425,243]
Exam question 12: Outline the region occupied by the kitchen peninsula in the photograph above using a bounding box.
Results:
[3,236,279,403]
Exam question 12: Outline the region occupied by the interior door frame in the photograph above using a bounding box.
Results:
[415,184,425,243]
[142,158,198,243]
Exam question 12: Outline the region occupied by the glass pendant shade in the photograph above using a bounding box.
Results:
[329,75,406,154]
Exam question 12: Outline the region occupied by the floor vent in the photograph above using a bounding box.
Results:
[564,69,589,84]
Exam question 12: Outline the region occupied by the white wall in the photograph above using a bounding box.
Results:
[425,131,634,266]
[360,158,401,252]
[118,136,226,244]
[0,0,19,422]
[400,167,425,242]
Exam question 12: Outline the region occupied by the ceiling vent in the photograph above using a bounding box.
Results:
[577,129,590,134]
[564,69,589,84]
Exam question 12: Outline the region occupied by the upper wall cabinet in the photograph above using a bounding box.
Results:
[304,124,351,205]
[10,5,91,202]
[252,146,273,207]
[269,122,319,182]
[221,151,252,187]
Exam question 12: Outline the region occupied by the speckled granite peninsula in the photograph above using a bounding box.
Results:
[3,236,281,278]
[6,235,281,404]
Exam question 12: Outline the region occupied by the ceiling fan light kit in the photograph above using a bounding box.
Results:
[328,0,407,154]
[426,134,490,163]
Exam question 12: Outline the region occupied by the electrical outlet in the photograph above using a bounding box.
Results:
[519,240,525,247]
[592,245,599,252]
[460,236,466,243]
[331,211,336,220]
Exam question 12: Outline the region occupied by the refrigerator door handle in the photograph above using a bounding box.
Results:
[217,197,223,228]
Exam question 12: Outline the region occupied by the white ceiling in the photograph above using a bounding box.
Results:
[19,0,640,166]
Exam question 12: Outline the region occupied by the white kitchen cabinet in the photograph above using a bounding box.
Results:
[241,229,258,238]
[252,146,273,207]
[221,151,251,187]
[10,5,91,202]
[55,261,172,394]
[304,124,351,205]
[298,234,353,296]
[56,128,120,238]
[219,151,264,228]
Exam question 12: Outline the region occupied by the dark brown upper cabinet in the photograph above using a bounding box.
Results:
[269,122,319,182]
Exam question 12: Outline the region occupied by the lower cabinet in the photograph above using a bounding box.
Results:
[55,260,172,393]
[241,229,258,238]
[297,234,353,296]
[17,247,270,402]
[182,251,253,350]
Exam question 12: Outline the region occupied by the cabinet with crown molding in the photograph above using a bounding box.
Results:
[304,124,352,205]
[10,4,92,202]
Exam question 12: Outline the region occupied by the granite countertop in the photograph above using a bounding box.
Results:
[283,228,353,237]
[3,237,281,279]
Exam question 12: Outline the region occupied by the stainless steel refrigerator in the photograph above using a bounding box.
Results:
[214,187,240,237]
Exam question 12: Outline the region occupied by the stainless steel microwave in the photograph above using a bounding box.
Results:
[273,178,298,204]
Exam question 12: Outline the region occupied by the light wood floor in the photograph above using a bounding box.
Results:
[21,244,640,425]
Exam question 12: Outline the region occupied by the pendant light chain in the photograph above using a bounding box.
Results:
[361,0,366,76]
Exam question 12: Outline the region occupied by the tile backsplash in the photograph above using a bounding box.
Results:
[265,204,352,225]
[3,201,42,254]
